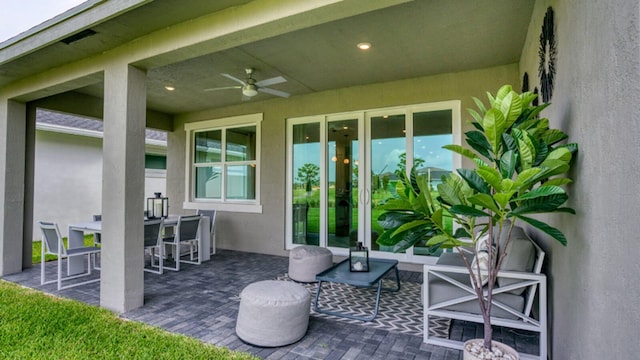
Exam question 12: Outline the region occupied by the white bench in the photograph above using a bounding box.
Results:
[423,227,547,360]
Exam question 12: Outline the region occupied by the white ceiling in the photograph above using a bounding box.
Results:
[3,0,535,115]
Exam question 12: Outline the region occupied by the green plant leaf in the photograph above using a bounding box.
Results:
[513,128,536,170]
[377,211,419,228]
[514,215,568,246]
[499,150,516,179]
[442,144,478,160]
[502,133,518,153]
[495,84,512,103]
[542,129,569,146]
[391,219,431,238]
[542,178,573,186]
[546,147,572,163]
[426,234,451,246]
[476,166,503,191]
[468,108,484,124]
[470,121,484,131]
[494,190,516,208]
[467,193,500,214]
[482,108,506,157]
[465,131,492,159]
[437,174,468,206]
[377,198,412,211]
[515,167,543,187]
[514,185,565,201]
[449,205,490,217]
[457,168,490,194]
[519,91,538,107]
[473,97,487,114]
[500,91,523,127]
[537,159,571,179]
[511,192,568,214]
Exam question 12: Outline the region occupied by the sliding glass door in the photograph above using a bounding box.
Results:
[286,101,460,263]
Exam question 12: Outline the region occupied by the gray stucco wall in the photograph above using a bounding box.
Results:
[520,1,640,358]
[33,130,166,238]
[169,64,520,258]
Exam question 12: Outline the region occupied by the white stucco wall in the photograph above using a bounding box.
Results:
[33,130,166,238]
[520,1,640,358]
[169,64,520,259]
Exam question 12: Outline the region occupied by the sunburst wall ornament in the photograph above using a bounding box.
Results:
[538,6,557,103]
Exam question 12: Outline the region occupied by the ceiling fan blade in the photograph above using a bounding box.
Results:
[203,86,241,92]
[259,87,290,98]
[255,76,287,87]
[221,73,246,86]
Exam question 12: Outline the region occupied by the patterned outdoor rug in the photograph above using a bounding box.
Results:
[276,274,450,338]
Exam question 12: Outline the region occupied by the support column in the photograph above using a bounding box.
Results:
[0,99,26,275]
[22,104,37,268]
[101,64,146,312]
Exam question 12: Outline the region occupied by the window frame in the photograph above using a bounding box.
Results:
[184,113,262,213]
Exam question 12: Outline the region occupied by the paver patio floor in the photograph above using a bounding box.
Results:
[3,249,538,359]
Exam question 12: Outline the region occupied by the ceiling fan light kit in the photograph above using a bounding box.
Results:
[205,67,290,100]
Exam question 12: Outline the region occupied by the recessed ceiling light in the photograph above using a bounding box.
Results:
[164,85,175,91]
[357,42,372,50]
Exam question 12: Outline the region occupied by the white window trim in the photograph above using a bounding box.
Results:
[183,113,262,214]
[285,100,461,265]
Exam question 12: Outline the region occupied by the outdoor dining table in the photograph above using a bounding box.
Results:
[66,215,210,275]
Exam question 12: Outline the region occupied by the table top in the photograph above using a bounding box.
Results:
[68,215,181,232]
[316,258,398,287]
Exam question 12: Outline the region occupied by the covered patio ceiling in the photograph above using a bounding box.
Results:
[1,0,534,116]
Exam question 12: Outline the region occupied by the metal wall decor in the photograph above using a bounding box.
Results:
[538,6,557,103]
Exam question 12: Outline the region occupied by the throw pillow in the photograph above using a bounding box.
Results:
[470,234,496,288]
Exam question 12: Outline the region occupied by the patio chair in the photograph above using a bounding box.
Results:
[196,209,216,255]
[144,218,164,274]
[162,215,202,271]
[38,221,101,291]
[92,214,102,270]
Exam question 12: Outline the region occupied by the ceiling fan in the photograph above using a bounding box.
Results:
[204,68,290,100]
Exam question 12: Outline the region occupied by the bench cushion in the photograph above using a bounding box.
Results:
[497,226,536,295]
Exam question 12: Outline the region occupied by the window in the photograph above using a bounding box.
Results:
[185,113,262,213]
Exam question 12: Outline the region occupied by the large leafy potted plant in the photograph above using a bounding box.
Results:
[425,85,577,359]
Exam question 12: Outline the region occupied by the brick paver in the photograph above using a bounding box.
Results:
[3,249,538,359]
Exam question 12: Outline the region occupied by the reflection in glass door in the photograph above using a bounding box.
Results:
[327,119,358,249]
[368,114,406,252]
[287,101,460,263]
[291,123,320,245]
[411,110,453,255]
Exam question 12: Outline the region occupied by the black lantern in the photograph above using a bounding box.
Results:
[349,242,369,272]
[147,192,168,219]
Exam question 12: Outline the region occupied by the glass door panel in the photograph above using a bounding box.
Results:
[369,114,406,252]
[412,109,453,256]
[291,123,320,245]
[327,119,358,249]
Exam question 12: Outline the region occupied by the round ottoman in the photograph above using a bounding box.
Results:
[288,245,333,282]
[235,280,310,347]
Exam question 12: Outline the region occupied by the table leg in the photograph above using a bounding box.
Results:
[380,264,401,293]
[314,279,383,322]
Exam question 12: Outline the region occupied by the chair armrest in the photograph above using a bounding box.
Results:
[425,263,546,281]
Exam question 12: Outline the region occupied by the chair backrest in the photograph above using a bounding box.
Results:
[144,218,163,247]
[196,210,216,234]
[38,221,66,256]
[177,215,201,242]
[92,215,102,243]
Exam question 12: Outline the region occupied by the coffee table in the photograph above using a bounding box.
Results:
[314,258,400,321]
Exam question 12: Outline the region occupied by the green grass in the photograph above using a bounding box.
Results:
[32,235,96,264]
[0,280,257,360]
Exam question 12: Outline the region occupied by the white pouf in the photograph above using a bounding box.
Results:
[235,280,310,347]
[288,245,333,282]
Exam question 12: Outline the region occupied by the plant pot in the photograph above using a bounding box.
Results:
[463,339,520,360]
